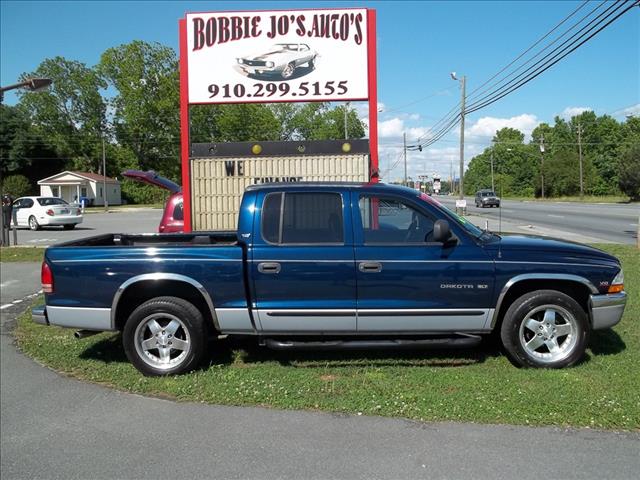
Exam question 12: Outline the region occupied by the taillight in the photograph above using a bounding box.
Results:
[41,262,54,293]
[46,209,54,216]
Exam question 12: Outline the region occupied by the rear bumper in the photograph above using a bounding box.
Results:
[39,215,83,226]
[590,292,626,330]
[32,305,49,326]
[31,305,112,331]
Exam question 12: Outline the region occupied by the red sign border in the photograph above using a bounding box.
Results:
[179,8,378,232]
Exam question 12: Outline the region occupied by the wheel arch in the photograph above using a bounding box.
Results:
[491,274,597,329]
[111,273,220,333]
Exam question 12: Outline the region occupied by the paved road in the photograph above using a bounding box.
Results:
[435,196,639,244]
[11,208,163,246]
[1,263,639,479]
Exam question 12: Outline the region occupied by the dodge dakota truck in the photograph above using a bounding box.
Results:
[33,183,627,376]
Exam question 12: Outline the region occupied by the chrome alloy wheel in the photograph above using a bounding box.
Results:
[134,313,191,371]
[518,304,578,364]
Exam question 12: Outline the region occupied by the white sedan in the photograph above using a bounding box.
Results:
[11,196,83,230]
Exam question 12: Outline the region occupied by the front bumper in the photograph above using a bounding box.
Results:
[590,292,626,330]
[239,65,277,75]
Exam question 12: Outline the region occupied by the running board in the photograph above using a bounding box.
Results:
[264,335,482,351]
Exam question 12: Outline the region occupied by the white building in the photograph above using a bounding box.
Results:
[38,171,122,206]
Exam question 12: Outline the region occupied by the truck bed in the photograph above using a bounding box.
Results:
[52,231,239,248]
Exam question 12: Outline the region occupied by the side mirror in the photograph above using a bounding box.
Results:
[433,219,452,243]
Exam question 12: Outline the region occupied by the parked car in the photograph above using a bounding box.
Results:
[122,170,183,233]
[33,183,626,376]
[237,43,317,79]
[475,189,501,208]
[11,196,82,230]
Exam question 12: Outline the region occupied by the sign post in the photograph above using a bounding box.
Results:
[179,8,378,232]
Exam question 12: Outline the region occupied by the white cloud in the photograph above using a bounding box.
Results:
[614,104,640,119]
[378,118,404,138]
[560,106,592,120]
[468,114,539,140]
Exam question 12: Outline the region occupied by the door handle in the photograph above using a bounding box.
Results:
[258,262,281,274]
[359,262,382,273]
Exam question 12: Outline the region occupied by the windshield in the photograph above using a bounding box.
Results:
[37,198,69,206]
[480,191,496,197]
[417,193,487,239]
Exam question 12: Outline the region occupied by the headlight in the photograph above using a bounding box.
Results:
[237,58,243,64]
[608,269,624,293]
[266,61,275,68]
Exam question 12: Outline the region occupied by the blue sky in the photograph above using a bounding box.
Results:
[1,0,638,181]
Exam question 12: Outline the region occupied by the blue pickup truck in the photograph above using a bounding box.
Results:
[33,183,626,375]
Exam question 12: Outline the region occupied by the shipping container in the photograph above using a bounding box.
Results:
[190,140,370,231]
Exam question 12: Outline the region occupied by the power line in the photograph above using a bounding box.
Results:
[465,0,638,114]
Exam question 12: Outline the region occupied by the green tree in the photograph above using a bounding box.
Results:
[17,57,107,172]
[1,174,32,198]
[98,41,181,179]
[618,143,640,201]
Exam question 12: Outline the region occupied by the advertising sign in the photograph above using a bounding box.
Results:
[186,9,369,104]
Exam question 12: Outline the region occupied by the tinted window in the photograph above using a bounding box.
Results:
[261,193,282,244]
[261,192,343,244]
[359,196,435,244]
[173,202,184,221]
[37,198,69,206]
[21,198,34,208]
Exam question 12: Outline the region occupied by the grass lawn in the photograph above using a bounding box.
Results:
[0,247,45,263]
[14,244,640,430]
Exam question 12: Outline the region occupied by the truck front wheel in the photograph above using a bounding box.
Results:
[123,296,206,376]
[500,290,589,368]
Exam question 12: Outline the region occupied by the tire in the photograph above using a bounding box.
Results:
[281,62,295,79]
[500,290,589,368]
[309,56,316,69]
[28,216,40,231]
[123,296,207,376]
[63,224,76,230]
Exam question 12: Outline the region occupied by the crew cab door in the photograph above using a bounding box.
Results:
[250,190,357,332]
[353,192,495,332]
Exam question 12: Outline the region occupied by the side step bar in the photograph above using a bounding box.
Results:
[264,335,482,351]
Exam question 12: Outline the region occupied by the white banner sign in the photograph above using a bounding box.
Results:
[186,9,369,104]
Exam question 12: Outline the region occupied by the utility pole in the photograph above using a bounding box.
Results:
[102,138,108,212]
[403,132,408,186]
[490,149,495,192]
[576,124,584,200]
[344,102,349,139]
[539,134,545,199]
[458,76,466,200]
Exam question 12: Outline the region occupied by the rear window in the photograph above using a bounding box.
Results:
[37,198,69,206]
[261,192,344,244]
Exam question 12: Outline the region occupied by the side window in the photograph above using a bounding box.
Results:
[22,198,34,208]
[173,202,184,221]
[359,196,435,244]
[261,192,344,244]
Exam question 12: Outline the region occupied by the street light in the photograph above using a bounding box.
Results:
[0,77,52,103]
[450,72,466,203]
[0,77,52,246]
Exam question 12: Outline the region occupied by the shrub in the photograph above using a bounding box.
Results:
[1,174,32,198]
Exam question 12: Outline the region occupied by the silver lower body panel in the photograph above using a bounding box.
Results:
[45,306,114,331]
[590,292,626,330]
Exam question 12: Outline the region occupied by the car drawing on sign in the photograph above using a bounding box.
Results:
[11,196,83,230]
[236,43,318,80]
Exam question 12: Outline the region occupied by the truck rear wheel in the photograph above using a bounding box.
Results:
[123,296,206,376]
[500,290,589,368]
